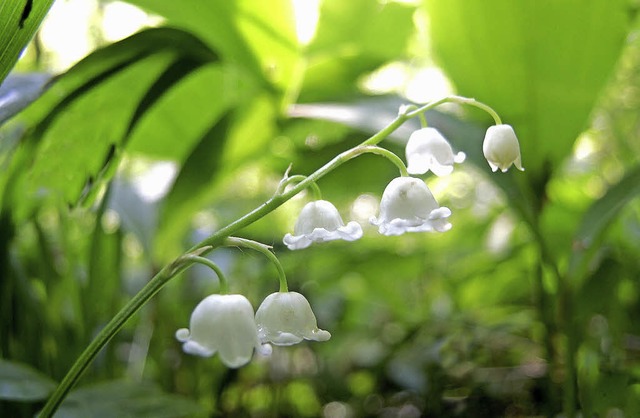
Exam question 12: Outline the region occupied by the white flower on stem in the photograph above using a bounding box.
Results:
[255,291,331,346]
[283,200,363,250]
[175,294,271,368]
[482,124,524,172]
[406,127,465,176]
[370,177,451,236]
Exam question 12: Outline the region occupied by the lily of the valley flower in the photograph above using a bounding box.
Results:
[255,291,331,346]
[406,127,465,176]
[370,177,451,236]
[175,294,270,368]
[283,200,363,250]
[482,124,524,172]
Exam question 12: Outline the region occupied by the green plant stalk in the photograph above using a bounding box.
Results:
[223,237,288,292]
[530,210,575,416]
[181,255,229,294]
[560,282,577,418]
[277,174,323,200]
[39,95,501,417]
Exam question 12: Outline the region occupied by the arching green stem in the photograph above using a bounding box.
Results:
[418,112,428,128]
[223,237,288,292]
[355,145,409,177]
[405,95,503,125]
[181,255,229,294]
[277,174,322,200]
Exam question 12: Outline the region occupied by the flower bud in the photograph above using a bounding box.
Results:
[482,124,524,172]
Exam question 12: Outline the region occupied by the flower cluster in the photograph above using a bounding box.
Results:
[176,291,329,368]
[175,103,524,370]
[282,122,522,248]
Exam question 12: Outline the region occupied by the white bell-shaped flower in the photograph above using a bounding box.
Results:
[283,200,363,250]
[370,177,451,236]
[406,127,465,176]
[482,124,524,172]
[255,291,331,346]
[175,294,270,368]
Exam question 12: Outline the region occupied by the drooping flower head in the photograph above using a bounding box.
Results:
[255,291,331,346]
[482,124,524,172]
[370,177,451,236]
[283,200,363,250]
[406,127,465,176]
[175,294,270,368]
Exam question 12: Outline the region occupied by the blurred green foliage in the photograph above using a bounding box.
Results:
[1,0,640,417]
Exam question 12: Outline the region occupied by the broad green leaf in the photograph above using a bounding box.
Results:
[54,380,204,418]
[568,164,640,284]
[16,27,218,128]
[0,0,54,85]
[156,94,277,260]
[126,64,238,161]
[424,0,629,177]
[126,0,298,93]
[300,0,416,102]
[231,0,298,93]
[0,359,56,401]
[3,27,220,220]
[12,52,176,220]
[154,112,233,260]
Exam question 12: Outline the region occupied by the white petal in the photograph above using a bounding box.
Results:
[337,221,363,241]
[175,328,190,342]
[429,161,454,177]
[182,340,216,357]
[283,233,313,250]
[304,328,331,342]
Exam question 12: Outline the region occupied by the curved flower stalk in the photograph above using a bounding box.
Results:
[370,177,451,236]
[406,127,465,176]
[482,124,524,172]
[283,200,363,250]
[255,291,331,346]
[176,294,271,368]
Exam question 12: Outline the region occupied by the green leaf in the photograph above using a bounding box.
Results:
[54,380,204,418]
[0,359,56,401]
[16,27,218,128]
[568,164,640,283]
[424,0,629,177]
[300,0,416,101]
[13,52,176,220]
[156,93,277,260]
[2,27,220,220]
[0,0,54,85]
[126,64,236,161]
[126,0,298,92]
